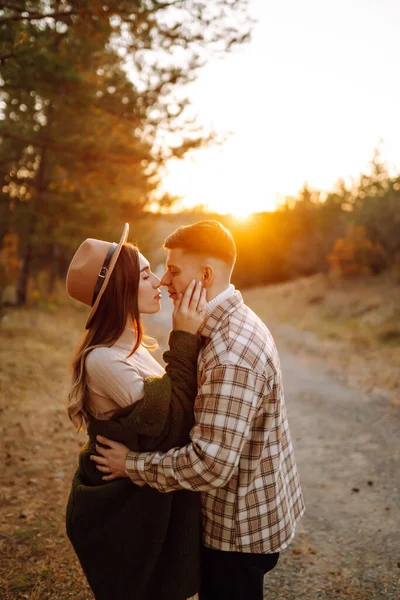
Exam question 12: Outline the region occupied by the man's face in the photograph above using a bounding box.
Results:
[160,248,204,302]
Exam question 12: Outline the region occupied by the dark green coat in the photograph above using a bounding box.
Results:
[66,331,202,600]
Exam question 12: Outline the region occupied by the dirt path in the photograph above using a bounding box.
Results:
[262,324,400,599]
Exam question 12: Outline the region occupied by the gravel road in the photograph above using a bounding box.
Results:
[264,326,400,600]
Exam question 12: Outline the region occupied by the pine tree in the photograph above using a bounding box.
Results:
[0,0,252,304]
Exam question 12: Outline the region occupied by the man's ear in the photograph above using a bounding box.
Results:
[202,266,214,287]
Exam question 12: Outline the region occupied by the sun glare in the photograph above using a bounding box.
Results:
[158,0,400,220]
[230,206,253,219]
[203,197,254,219]
[163,150,280,216]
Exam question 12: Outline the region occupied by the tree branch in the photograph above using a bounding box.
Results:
[0,2,26,11]
[0,10,79,24]
[0,51,18,65]
[0,1,184,25]
[0,129,145,165]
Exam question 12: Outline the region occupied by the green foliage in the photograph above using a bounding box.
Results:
[0,0,251,303]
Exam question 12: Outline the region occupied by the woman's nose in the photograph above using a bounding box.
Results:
[153,275,161,288]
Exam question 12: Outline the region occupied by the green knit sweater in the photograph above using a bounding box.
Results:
[66,331,202,600]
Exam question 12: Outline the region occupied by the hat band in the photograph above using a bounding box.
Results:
[91,242,118,306]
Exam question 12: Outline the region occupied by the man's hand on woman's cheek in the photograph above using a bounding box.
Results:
[90,435,130,481]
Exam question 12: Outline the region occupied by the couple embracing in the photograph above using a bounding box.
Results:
[65,220,305,600]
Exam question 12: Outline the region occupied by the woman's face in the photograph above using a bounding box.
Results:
[137,253,162,314]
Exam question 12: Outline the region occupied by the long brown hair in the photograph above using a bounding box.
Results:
[68,243,143,431]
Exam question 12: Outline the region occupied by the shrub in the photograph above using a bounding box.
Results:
[327,225,388,277]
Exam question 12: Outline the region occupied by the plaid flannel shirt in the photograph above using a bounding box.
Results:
[126,291,305,553]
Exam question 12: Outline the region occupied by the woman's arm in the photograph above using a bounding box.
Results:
[139,330,202,449]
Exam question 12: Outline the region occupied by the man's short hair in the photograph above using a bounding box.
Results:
[164,220,237,268]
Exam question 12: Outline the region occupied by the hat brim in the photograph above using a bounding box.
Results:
[85,223,129,329]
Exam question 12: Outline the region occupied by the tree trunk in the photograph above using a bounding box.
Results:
[15,145,47,306]
[0,200,11,249]
[15,239,33,305]
[47,243,60,297]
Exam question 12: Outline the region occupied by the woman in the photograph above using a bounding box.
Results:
[65,223,207,600]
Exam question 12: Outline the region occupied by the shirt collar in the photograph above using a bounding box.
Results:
[201,290,243,339]
[206,283,236,315]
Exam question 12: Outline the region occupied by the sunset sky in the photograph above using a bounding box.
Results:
[161,0,400,216]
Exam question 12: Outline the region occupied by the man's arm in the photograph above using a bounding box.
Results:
[125,363,272,493]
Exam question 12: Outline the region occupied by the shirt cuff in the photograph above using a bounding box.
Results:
[125,451,147,486]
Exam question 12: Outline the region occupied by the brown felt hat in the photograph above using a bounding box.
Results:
[66,223,129,329]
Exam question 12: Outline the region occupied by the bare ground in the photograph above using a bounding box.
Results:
[0,277,399,599]
[244,272,400,406]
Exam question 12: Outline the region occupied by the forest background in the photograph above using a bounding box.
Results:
[1,1,399,304]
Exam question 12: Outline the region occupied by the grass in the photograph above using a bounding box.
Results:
[0,302,92,599]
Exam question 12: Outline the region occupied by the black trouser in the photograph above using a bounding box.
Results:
[199,545,279,600]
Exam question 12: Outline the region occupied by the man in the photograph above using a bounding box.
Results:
[92,220,305,600]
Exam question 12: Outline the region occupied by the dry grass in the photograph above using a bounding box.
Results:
[0,302,92,599]
[243,270,400,405]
